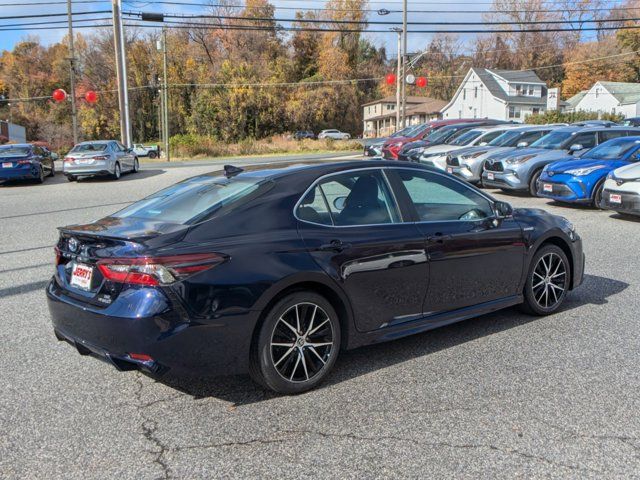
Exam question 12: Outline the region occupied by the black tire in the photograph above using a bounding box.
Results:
[250,292,341,394]
[35,166,45,184]
[112,162,121,180]
[520,244,570,316]
[66,175,76,182]
[591,179,605,209]
[529,168,543,197]
[148,151,157,159]
[132,157,139,173]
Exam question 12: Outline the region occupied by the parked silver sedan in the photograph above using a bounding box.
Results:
[63,140,138,182]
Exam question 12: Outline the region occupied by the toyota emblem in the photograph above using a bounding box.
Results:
[68,238,79,253]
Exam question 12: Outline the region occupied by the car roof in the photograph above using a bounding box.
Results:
[76,140,113,145]
[551,125,640,134]
[0,143,31,148]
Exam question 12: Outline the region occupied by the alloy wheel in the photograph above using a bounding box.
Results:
[269,303,334,383]
[532,252,566,309]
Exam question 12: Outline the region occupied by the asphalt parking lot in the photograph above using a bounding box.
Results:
[1,155,639,479]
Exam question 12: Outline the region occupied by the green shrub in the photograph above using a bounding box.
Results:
[525,110,625,124]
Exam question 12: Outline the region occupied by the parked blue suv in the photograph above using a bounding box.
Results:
[537,136,640,207]
[482,126,640,196]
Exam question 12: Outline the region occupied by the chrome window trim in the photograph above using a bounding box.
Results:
[293,165,498,228]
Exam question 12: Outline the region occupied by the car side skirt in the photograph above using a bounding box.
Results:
[347,294,523,349]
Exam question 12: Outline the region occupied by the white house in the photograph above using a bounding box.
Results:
[440,68,548,122]
[362,96,446,138]
[567,81,640,118]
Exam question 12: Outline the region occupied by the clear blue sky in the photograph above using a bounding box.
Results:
[1,0,490,54]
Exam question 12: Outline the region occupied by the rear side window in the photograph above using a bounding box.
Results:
[599,130,628,142]
[571,132,597,149]
[297,170,400,226]
[115,175,270,224]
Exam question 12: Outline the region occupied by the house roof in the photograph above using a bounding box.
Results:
[473,68,547,105]
[566,90,588,108]
[598,81,640,105]
[361,95,438,107]
[488,69,545,84]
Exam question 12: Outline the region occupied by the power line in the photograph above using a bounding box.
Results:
[125,10,640,26]
[0,17,111,28]
[0,10,111,20]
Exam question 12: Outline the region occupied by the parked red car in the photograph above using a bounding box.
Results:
[381,119,489,160]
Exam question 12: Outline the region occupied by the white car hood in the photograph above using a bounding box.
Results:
[612,162,640,180]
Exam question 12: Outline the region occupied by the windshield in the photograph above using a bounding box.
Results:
[114,175,268,224]
[488,130,521,146]
[447,129,483,146]
[425,127,458,143]
[391,125,418,138]
[587,139,640,160]
[530,131,575,149]
[0,146,31,158]
[71,143,109,153]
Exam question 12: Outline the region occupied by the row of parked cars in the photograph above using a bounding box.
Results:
[293,129,352,140]
[0,140,141,185]
[366,119,640,217]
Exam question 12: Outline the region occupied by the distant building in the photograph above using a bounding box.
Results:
[567,81,640,117]
[440,68,549,122]
[362,96,446,138]
[0,121,27,143]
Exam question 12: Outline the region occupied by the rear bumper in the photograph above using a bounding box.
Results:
[47,279,260,376]
[63,161,113,176]
[0,164,40,181]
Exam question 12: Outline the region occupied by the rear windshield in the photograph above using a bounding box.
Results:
[114,175,270,224]
[0,146,31,157]
[71,143,109,152]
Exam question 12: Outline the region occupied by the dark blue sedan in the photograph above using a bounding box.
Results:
[47,161,584,393]
[537,136,640,207]
[0,143,55,184]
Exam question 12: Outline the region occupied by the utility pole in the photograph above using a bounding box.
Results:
[393,28,402,133]
[67,0,78,144]
[112,0,132,147]
[161,27,170,162]
[401,0,408,128]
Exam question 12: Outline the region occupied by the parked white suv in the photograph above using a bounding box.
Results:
[600,162,640,216]
[318,129,351,140]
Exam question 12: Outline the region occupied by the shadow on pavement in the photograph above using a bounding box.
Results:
[76,168,165,183]
[149,273,628,404]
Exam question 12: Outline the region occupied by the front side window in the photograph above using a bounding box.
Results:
[531,131,574,149]
[395,170,493,222]
[448,129,483,146]
[297,170,400,226]
[587,138,640,160]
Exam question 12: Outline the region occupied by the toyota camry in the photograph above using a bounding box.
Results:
[47,161,584,394]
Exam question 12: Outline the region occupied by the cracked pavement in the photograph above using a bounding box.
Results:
[1,155,639,478]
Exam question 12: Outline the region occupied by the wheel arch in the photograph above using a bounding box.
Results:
[252,274,355,351]
[535,235,575,290]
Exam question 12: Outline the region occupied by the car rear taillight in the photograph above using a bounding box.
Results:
[93,155,108,161]
[389,144,401,158]
[17,159,32,164]
[97,253,225,286]
[64,157,75,164]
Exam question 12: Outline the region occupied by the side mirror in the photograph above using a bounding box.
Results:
[479,141,488,146]
[333,196,347,211]
[494,200,513,219]
[516,141,528,148]
[569,143,583,152]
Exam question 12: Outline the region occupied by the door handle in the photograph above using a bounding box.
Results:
[427,233,453,244]
[319,240,351,252]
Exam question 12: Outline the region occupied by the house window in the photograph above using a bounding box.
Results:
[516,84,521,95]
[463,89,466,100]
[508,106,521,119]
[532,107,540,115]
[474,86,478,98]
[595,88,600,98]
[528,85,534,95]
